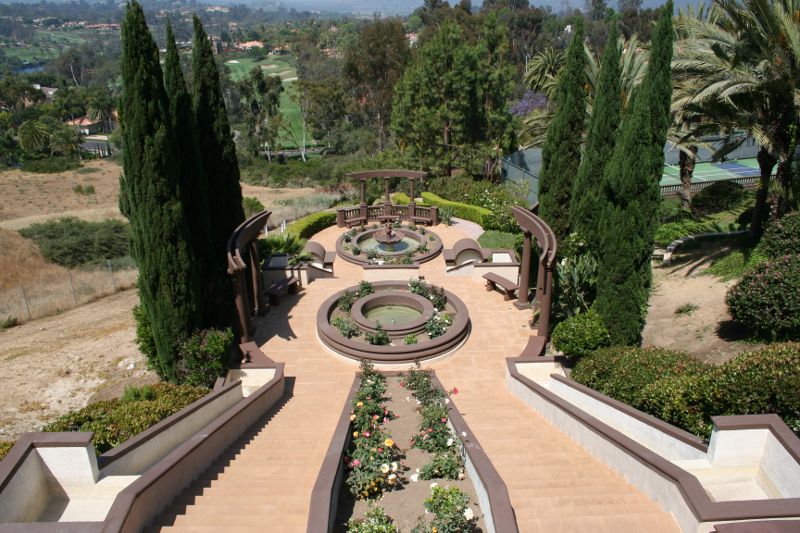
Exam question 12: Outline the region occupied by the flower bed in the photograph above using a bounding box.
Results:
[339,364,485,532]
[318,280,470,363]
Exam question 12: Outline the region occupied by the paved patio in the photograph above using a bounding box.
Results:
[159,223,678,532]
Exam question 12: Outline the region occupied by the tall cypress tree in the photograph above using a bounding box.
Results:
[595,2,674,345]
[537,18,587,243]
[192,16,245,326]
[119,1,200,379]
[163,22,215,326]
[570,21,621,254]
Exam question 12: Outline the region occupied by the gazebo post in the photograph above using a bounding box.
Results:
[514,231,532,309]
[538,263,554,335]
[359,177,367,223]
[408,178,416,222]
[384,177,391,205]
[232,269,252,343]
[248,241,266,315]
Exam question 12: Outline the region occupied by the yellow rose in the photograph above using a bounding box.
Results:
[353,431,359,438]
[349,414,356,421]
[384,438,394,447]
[356,401,364,407]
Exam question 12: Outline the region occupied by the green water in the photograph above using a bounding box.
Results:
[364,305,421,325]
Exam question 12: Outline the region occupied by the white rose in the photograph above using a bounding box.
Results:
[464,508,474,520]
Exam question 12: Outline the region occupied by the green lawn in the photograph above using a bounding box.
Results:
[223,55,308,149]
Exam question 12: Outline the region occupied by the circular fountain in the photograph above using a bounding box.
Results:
[336,224,443,265]
[317,280,470,363]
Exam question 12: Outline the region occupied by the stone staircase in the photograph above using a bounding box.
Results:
[150,380,331,533]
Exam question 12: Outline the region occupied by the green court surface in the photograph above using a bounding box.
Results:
[660,158,761,187]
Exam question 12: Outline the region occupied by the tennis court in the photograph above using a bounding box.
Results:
[660,158,761,187]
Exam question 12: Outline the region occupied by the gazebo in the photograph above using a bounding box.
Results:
[335,169,438,227]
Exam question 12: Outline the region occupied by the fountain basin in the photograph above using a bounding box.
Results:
[336,227,443,266]
[351,292,434,336]
[317,281,470,364]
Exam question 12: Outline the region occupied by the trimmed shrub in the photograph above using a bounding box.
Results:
[551,310,610,358]
[22,155,80,173]
[711,343,800,434]
[43,383,208,453]
[420,192,491,226]
[571,346,706,408]
[726,254,800,340]
[639,373,715,437]
[286,211,337,239]
[761,212,800,259]
[175,328,234,388]
[242,196,265,218]
[0,441,14,461]
[19,217,131,268]
[691,181,745,214]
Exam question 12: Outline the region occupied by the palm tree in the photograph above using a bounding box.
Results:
[521,33,648,147]
[87,90,116,134]
[17,120,50,153]
[672,0,800,235]
[49,127,83,158]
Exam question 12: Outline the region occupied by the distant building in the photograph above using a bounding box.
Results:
[236,40,264,50]
[32,84,58,101]
[65,116,103,136]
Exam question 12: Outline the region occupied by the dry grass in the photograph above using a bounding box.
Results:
[0,228,136,323]
[0,159,122,225]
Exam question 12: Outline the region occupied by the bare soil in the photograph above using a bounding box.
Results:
[643,248,763,365]
[335,377,486,532]
[0,289,155,440]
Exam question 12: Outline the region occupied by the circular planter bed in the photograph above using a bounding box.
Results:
[336,224,443,265]
[317,280,470,363]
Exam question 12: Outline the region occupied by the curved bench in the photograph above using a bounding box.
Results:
[443,238,491,266]
[303,241,335,271]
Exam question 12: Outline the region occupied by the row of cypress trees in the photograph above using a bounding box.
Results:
[119,1,245,380]
[537,2,674,346]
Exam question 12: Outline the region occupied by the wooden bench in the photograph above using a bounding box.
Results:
[518,335,547,359]
[266,276,300,305]
[482,272,518,301]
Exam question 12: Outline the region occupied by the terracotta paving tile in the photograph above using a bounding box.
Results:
[158,223,678,532]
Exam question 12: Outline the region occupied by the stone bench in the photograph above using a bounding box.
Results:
[482,272,518,301]
[266,276,300,305]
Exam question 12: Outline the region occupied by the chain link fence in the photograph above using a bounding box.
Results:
[0,263,137,323]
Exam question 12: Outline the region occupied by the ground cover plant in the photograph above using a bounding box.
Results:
[43,383,208,454]
[18,217,131,268]
[551,309,609,358]
[572,344,800,438]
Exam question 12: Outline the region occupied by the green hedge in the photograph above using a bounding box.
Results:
[286,211,337,239]
[573,344,800,438]
[393,192,411,205]
[691,181,746,214]
[762,212,800,259]
[43,383,208,454]
[726,254,800,340]
[420,192,491,226]
[571,347,706,408]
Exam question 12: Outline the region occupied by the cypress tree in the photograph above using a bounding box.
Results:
[119,1,200,379]
[191,16,245,327]
[537,18,587,243]
[163,22,215,326]
[595,2,674,345]
[570,21,621,254]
